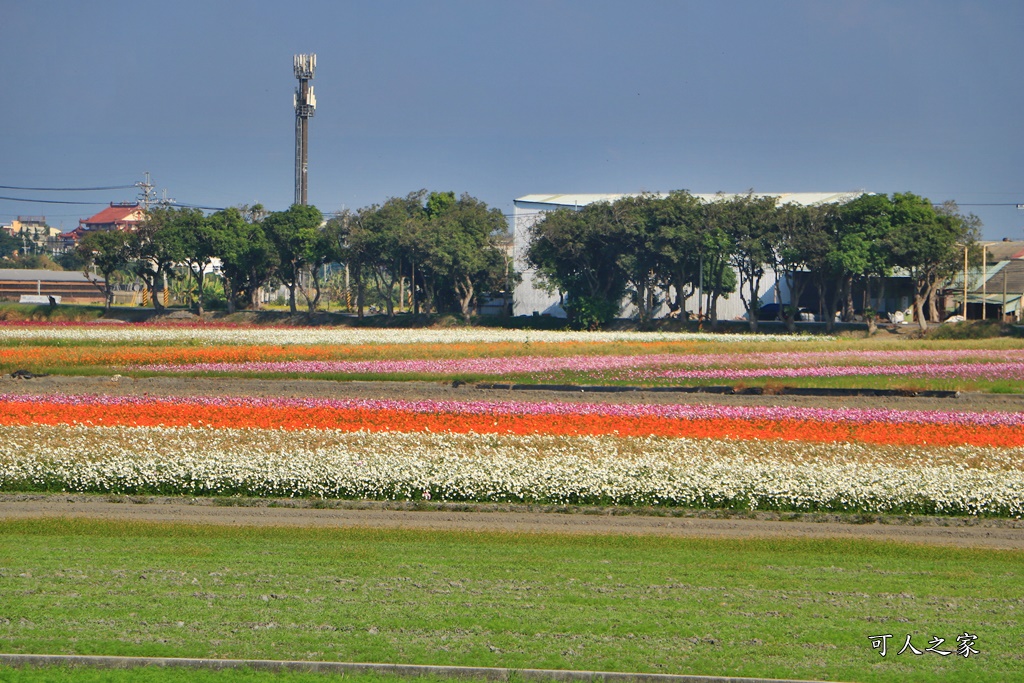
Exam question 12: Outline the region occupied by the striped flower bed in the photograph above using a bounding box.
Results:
[2,393,1024,447]
[134,348,1024,375]
[0,325,821,346]
[1,425,1021,516]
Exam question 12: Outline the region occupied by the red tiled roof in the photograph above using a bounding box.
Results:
[82,203,144,226]
[60,226,88,242]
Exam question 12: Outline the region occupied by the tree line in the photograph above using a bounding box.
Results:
[77,190,513,317]
[526,191,981,331]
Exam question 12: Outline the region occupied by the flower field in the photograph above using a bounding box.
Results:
[1,391,1022,516]
[2,322,1023,517]
[3,323,1024,391]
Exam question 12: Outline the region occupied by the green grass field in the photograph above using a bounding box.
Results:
[0,519,1018,682]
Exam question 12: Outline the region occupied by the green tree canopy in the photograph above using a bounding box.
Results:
[77,229,133,311]
[209,206,279,313]
[262,204,325,314]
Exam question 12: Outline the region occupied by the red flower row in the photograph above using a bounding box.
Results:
[1,398,1020,448]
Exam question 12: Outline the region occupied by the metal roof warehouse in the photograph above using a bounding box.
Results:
[0,269,105,303]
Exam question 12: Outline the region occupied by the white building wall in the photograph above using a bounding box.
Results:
[512,200,567,316]
[513,192,857,321]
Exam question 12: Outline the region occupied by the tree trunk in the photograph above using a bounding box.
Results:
[927,277,940,322]
[814,279,831,332]
[827,275,846,330]
[777,277,796,333]
[142,269,164,311]
[306,266,322,314]
[709,288,720,331]
[457,277,474,316]
[355,274,365,318]
[841,275,854,322]
[224,275,237,314]
[914,288,928,332]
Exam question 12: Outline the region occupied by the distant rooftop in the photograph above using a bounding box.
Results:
[81,202,145,227]
[0,268,99,283]
[982,240,1024,262]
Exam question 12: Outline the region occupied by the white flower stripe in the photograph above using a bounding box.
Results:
[1,425,1020,517]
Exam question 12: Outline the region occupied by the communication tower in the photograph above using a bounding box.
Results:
[293,54,317,206]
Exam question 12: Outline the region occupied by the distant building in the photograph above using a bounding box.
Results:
[79,202,146,232]
[948,240,1024,322]
[512,191,865,320]
[60,202,146,248]
[0,268,105,303]
[1,216,61,255]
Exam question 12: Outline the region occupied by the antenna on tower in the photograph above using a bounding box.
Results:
[293,53,317,206]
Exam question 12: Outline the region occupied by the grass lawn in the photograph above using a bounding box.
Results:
[0,519,1019,682]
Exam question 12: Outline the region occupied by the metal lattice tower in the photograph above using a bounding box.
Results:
[293,54,316,206]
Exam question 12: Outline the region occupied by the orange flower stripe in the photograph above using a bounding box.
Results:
[0,340,702,368]
[1,399,1020,448]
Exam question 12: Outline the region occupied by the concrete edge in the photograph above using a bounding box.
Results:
[0,654,844,683]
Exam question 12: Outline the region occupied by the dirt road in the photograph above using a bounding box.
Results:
[4,373,1024,412]
[2,494,1022,549]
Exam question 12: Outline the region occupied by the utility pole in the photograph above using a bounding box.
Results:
[135,172,174,209]
[293,54,316,206]
[136,172,157,210]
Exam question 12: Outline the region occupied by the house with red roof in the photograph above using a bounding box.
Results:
[80,202,146,231]
[60,202,147,248]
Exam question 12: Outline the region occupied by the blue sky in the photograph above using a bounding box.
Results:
[2,0,1022,239]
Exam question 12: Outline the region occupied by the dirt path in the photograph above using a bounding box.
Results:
[2,495,1022,549]
[4,373,1024,411]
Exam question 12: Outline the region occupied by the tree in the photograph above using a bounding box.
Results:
[887,193,973,331]
[417,192,510,317]
[0,230,20,260]
[934,201,982,321]
[262,204,325,314]
[210,206,278,313]
[651,191,706,319]
[527,202,630,329]
[612,194,664,326]
[132,206,181,311]
[814,193,893,332]
[159,207,216,315]
[326,209,368,317]
[773,203,834,331]
[719,193,779,332]
[77,229,133,311]
[348,192,426,317]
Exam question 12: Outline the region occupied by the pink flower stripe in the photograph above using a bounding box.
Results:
[2,392,1022,428]
[135,348,1024,376]
[636,362,1024,381]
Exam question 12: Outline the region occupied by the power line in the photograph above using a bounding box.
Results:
[0,196,112,206]
[0,184,136,191]
[174,202,227,211]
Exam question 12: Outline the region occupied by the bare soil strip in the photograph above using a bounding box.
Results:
[4,373,1024,412]
[2,495,1022,549]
